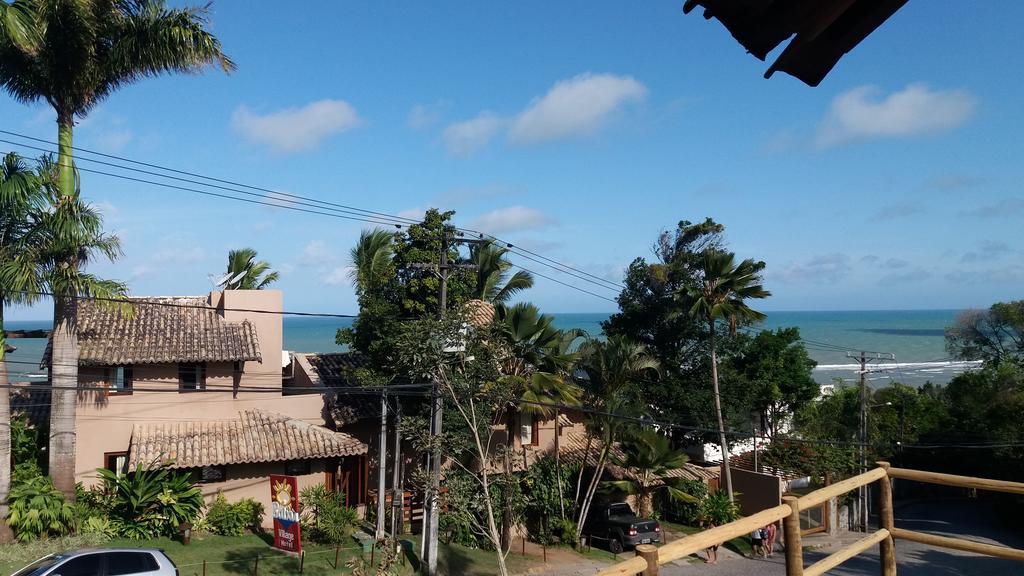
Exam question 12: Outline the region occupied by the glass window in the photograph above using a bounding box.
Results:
[109,366,133,394]
[106,551,158,575]
[105,452,129,477]
[520,413,534,445]
[53,554,101,576]
[285,460,311,475]
[179,363,206,392]
[11,555,60,576]
[198,466,226,483]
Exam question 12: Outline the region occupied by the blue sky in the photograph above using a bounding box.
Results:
[3,1,1023,320]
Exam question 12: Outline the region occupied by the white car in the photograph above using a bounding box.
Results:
[12,549,178,576]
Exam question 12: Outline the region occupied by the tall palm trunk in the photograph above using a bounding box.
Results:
[554,409,564,521]
[0,304,13,542]
[575,445,609,543]
[49,295,79,500]
[48,117,81,501]
[709,321,734,501]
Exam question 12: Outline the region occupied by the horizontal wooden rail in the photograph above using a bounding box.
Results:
[891,528,1024,562]
[804,529,890,576]
[594,556,647,576]
[887,467,1024,495]
[798,467,887,509]
[595,504,793,576]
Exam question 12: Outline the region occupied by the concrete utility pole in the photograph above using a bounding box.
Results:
[376,389,388,539]
[418,236,479,576]
[847,350,895,533]
[390,398,403,539]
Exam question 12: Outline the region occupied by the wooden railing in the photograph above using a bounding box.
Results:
[595,461,1024,576]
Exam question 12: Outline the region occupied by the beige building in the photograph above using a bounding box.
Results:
[42,290,369,523]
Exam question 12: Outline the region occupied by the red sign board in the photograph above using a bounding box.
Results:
[270,475,301,553]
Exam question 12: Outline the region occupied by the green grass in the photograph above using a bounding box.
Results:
[0,533,416,576]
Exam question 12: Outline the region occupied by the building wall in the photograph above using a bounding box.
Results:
[74,290,327,487]
[731,468,783,517]
[195,459,331,528]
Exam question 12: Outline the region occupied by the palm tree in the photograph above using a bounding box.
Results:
[604,429,696,518]
[573,336,659,541]
[1,0,233,499]
[0,152,44,541]
[2,157,127,499]
[220,248,279,290]
[688,251,770,502]
[348,229,394,292]
[470,241,533,304]
[492,302,583,550]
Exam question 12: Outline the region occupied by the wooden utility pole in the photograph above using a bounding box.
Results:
[847,350,894,533]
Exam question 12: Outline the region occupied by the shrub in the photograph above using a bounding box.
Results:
[699,490,742,526]
[551,518,578,548]
[97,464,204,539]
[7,474,76,542]
[81,516,117,539]
[300,484,358,544]
[661,479,707,525]
[204,493,265,536]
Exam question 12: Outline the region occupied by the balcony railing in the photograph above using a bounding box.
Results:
[595,461,1024,576]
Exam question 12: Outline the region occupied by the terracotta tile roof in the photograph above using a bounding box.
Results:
[43,297,261,367]
[557,432,720,483]
[462,299,495,328]
[683,0,909,87]
[129,409,367,469]
[300,352,410,426]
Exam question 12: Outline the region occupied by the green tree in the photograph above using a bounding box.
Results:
[604,429,696,518]
[0,152,43,541]
[945,301,1024,366]
[1,0,233,499]
[730,327,818,437]
[348,229,395,292]
[220,248,280,289]
[470,241,533,304]
[688,250,770,502]
[573,336,659,541]
[1,157,127,499]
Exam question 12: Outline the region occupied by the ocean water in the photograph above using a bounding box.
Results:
[4,310,974,387]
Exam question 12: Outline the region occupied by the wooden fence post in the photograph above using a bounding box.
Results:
[253,554,260,576]
[202,559,206,576]
[877,462,897,576]
[782,496,804,576]
[635,544,659,576]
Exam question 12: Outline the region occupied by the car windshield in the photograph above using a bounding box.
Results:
[12,554,62,576]
[608,503,633,516]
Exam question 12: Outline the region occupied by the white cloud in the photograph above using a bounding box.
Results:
[442,112,505,156]
[815,83,976,148]
[322,266,354,287]
[232,99,360,153]
[777,253,852,284]
[93,200,120,220]
[468,206,554,234]
[397,207,427,221]
[298,240,336,265]
[152,238,205,266]
[95,128,133,152]
[508,73,646,144]
[408,103,443,130]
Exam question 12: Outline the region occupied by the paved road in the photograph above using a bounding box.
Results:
[656,498,1024,576]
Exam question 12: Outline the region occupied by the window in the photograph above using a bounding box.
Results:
[106,366,133,395]
[198,466,226,483]
[520,413,538,446]
[179,363,206,392]
[54,554,101,576]
[104,451,129,477]
[106,552,159,575]
[285,460,311,475]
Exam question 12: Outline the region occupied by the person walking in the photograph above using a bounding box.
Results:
[750,527,764,558]
[705,522,720,565]
[765,522,778,558]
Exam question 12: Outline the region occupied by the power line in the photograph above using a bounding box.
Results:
[12,290,355,318]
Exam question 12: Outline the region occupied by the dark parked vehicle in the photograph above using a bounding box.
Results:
[12,548,178,576]
[581,502,661,553]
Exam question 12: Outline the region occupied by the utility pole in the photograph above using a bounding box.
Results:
[417,236,478,576]
[390,398,403,539]
[376,389,388,539]
[847,350,895,533]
